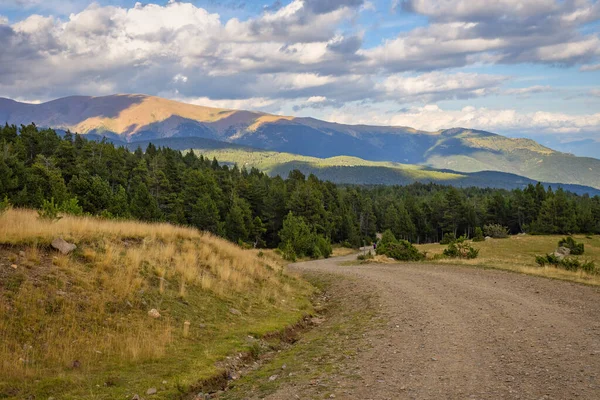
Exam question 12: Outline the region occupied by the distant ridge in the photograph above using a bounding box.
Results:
[2,94,600,190]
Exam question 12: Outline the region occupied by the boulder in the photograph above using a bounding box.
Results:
[148,309,161,319]
[146,388,157,396]
[484,236,492,241]
[51,238,76,255]
[555,246,571,256]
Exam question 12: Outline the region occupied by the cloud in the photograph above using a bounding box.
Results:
[325,104,600,134]
[503,85,553,97]
[580,63,600,72]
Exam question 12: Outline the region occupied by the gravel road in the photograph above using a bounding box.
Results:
[285,254,600,399]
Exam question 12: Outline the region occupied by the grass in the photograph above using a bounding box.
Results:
[416,235,600,286]
[221,273,380,399]
[0,209,313,399]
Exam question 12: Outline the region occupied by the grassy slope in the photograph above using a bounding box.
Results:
[0,209,312,399]
[416,235,600,286]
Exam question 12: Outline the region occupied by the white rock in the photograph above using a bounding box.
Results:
[51,238,76,255]
[148,309,161,319]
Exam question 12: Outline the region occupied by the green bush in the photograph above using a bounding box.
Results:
[535,254,596,274]
[0,196,11,215]
[379,229,397,247]
[59,198,84,216]
[472,227,485,242]
[558,236,584,255]
[440,232,456,244]
[38,198,62,221]
[379,240,425,261]
[315,235,332,259]
[483,224,509,238]
[357,251,374,261]
[281,240,297,262]
[442,236,479,259]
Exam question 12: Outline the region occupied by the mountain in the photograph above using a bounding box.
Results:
[2,94,599,190]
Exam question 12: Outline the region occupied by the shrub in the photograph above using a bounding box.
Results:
[379,229,397,247]
[535,254,596,274]
[281,240,297,262]
[558,236,584,255]
[483,224,509,238]
[357,251,374,261]
[443,236,479,259]
[472,227,485,242]
[381,240,425,261]
[59,198,84,216]
[0,196,11,215]
[38,198,62,221]
[314,235,332,259]
[440,232,456,244]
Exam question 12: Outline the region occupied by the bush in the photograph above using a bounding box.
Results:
[281,240,297,262]
[38,198,62,221]
[558,236,584,255]
[443,236,479,259]
[0,196,11,215]
[357,251,374,261]
[379,229,397,247]
[472,227,485,242]
[380,240,425,261]
[483,224,509,238]
[314,235,332,259]
[535,254,596,274]
[59,198,84,216]
[440,232,456,244]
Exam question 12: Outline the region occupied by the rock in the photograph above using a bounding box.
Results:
[146,387,157,395]
[148,309,161,319]
[10,264,17,269]
[485,236,492,241]
[131,395,142,400]
[229,308,241,316]
[19,251,25,257]
[556,246,571,256]
[268,374,278,381]
[51,238,77,255]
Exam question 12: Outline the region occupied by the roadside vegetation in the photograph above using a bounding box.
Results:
[0,209,312,399]
[417,235,600,286]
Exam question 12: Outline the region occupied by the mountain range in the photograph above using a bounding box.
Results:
[1,94,599,192]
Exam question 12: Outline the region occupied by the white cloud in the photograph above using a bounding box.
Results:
[503,85,553,96]
[0,15,8,24]
[580,63,600,72]
[325,104,600,134]
[307,96,327,103]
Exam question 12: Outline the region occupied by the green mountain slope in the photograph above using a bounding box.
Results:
[2,94,599,189]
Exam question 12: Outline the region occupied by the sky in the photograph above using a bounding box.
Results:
[1,0,599,146]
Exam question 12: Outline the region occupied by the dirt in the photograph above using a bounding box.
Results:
[258,253,600,399]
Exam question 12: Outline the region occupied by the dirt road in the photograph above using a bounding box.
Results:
[282,254,600,399]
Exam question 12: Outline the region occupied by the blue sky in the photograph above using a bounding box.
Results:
[0,0,599,147]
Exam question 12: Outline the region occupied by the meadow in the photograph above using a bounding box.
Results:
[416,234,600,286]
[0,209,312,399]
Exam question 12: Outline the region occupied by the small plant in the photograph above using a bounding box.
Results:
[59,198,84,216]
[535,254,596,274]
[38,198,62,221]
[472,227,485,242]
[558,236,584,255]
[440,232,456,244]
[483,224,509,238]
[379,240,425,261]
[443,236,479,259]
[0,196,12,215]
[357,251,374,261]
[281,240,297,262]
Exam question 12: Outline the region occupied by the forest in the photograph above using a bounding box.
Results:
[1,123,599,254]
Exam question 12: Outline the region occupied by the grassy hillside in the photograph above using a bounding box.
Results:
[416,235,600,286]
[0,209,312,399]
[192,148,600,195]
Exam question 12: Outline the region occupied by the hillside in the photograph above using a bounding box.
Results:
[2,94,600,189]
[0,209,311,399]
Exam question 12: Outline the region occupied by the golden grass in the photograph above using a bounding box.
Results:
[416,234,600,285]
[0,209,311,397]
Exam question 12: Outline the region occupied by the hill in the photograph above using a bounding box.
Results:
[2,94,600,189]
[0,209,311,399]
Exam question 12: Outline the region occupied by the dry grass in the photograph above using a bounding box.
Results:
[0,209,311,398]
[416,234,600,286]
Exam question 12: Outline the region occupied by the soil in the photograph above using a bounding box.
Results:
[262,253,600,399]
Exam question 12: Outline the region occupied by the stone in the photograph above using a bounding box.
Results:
[268,374,278,381]
[148,309,161,319]
[19,251,25,257]
[131,395,142,400]
[10,264,17,269]
[556,246,571,256]
[485,236,492,241]
[51,238,77,255]
[146,387,157,395]
[229,308,241,316]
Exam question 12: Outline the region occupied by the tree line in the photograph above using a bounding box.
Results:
[1,124,599,251]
